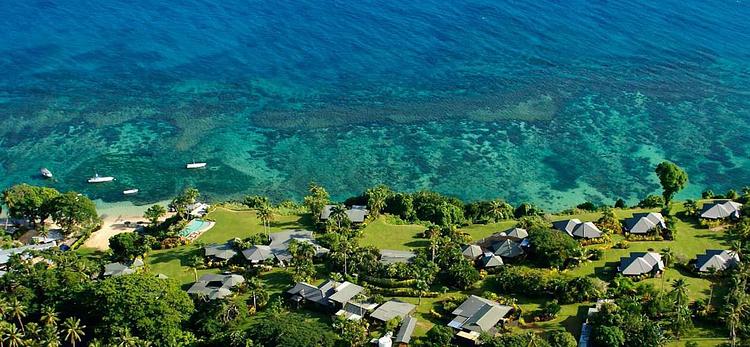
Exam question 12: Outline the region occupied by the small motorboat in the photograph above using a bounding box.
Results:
[186,161,207,169]
[40,168,53,179]
[123,189,139,195]
[87,173,115,183]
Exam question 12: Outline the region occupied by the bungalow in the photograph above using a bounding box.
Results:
[328,281,365,309]
[336,301,378,321]
[370,300,416,323]
[462,244,484,260]
[320,205,370,223]
[504,227,528,241]
[624,212,666,234]
[379,249,416,265]
[694,250,740,273]
[478,253,504,268]
[491,239,524,258]
[701,200,743,220]
[204,243,237,262]
[618,252,664,276]
[187,202,210,218]
[395,315,417,346]
[552,219,602,239]
[103,262,134,277]
[241,245,274,264]
[448,295,514,344]
[187,274,245,300]
[269,229,329,265]
[286,280,336,308]
[0,242,57,269]
[32,230,64,244]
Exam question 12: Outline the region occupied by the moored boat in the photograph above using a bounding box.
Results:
[123,189,139,195]
[186,162,207,169]
[87,173,115,183]
[40,168,53,179]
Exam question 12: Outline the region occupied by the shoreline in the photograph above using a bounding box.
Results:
[82,199,171,250]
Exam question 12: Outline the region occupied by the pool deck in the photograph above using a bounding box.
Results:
[184,220,215,240]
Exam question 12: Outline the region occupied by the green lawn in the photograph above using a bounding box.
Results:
[197,207,312,244]
[359,216,427,250]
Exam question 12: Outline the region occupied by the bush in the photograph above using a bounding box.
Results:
[638,195,664,208]
[577,201,598,211]
[528,228,581,269]
[588,248,604,260]
[614,240,630,249]
[494,266,601,304]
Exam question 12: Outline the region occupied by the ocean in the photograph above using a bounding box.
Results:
[0,0,749,210]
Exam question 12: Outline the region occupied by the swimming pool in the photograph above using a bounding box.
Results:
[180,219,207,237]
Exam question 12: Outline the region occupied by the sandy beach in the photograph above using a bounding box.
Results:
[83,200,170,250]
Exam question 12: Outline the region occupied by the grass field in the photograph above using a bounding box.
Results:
[359,216,428,250]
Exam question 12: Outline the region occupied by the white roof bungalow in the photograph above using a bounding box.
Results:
[618,252,664,276]
[448,295,513,343]
[552,219,602,239]
[320,205,369,223]
[694,250,740,272]
[624,212,666,234]
[701,200,743,220]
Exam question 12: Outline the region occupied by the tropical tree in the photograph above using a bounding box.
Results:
[424,224,441,261]
[365,185,391,218]
[247,277,269,310]
[62,317,85,347]
[303,183,329,222]
[50,192,100,235]
[660,248,674,267]
[143,205,166,226]
[670,279,692,339]
[2,184,60,227]
[655,161,688,207]
[487,200,513,222]
[2,323,25,347]
[256,204,274,234]
[9,299,26,332]
[415,279,429,305]
[329,204,349,230]
[40,306,59,327]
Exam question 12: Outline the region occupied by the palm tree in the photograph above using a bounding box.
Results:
[415,280,429,305]
[0,298,9,321]
[671,279,690,338]
[40,307,59,328]
[114,329,139,347]
[661,247,674,268]
[329,205,349,230]
[9,299,25,333]
[424,224,440,261]
[488,200,512,222]
[23,322,39,342]
[248,277,267,310]
[2,324,25,347]
[62,317,84,347]
[256,204,274,234]
[365,186,389,218]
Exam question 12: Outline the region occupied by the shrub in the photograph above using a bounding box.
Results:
[638,195,664,208]
[613,240,630,249]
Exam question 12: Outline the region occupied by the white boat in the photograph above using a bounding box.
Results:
[123,189,139,195]
[40,168,53,179]
[186,162,207,169]
[87,173,115,183]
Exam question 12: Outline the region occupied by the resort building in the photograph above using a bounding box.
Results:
[624,212,666,234]
[618,252,664,276]
[187,202,210,218]
[370,300,416,323]
[395,316,417,346]
[462,244,484,260]
[447,295,514,344]
[187,274,245,300]
[241,245,274,264]
[700,200,743,220]
[103,262,134,277]
[286,280,363,311]
[268,229,329,265]
[379,249,416,265]
[320,205,370,223]
[491,239,524,258]
[694,250,740,273]
[479,253,504,268]
[552,219,602,239]
[0,242,57,269]
[336,301,378,321]
[204,243,237,262]
[503,227,528,241]
[31,230,64,244]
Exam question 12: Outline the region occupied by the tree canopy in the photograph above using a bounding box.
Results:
[655,161,688,206]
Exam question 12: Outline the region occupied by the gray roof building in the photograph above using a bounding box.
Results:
[492,239,524,258]
[242,245,274,263]
[286,280,336,306]
[701,200,743,220]
[103,262,134,277]
[553,219,602,238]
[379,249,416,265]
[505,227,528,240]
[320,205,370,223]
[618,252,664,276]
[204,243,237,261]
[269,230,329,264]
[187,274,245,300]
[0,242,57,266]
[695,250,740,272]
[462,244,484,259]
[448,295,513,333]
[624,212,666,234]
[328,281,364,306]
[479,253,504,268]
[395,316,417,344]
[370,300,416,322]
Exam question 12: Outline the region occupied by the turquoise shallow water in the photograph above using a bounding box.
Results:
[0,1,749,210]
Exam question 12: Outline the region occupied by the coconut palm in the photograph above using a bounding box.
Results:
[256,204,274,234]
[2,323,25,347]
[488,200,512,222]
[660,247,674,267]
[415,280,429,305]
[0,298,9,321]
[329,204,349,230]
[424,224,441,261]
[670,279,691,339]
[40,307,59,328]
[23,322,39,342]
[247,277,268,310]
[62,317,84,347]
[365,185,389,218]
[9,299,25,333]
[114,329,139,347]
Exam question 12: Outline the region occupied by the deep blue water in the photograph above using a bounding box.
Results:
[0,1,749,209]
